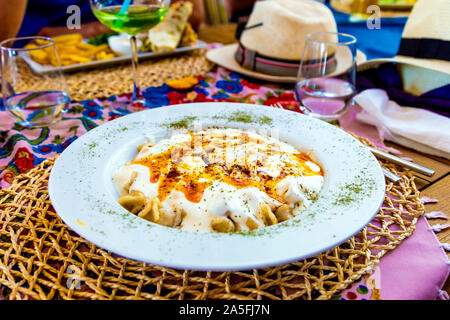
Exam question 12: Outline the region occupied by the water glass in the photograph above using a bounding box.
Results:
[90,0,170,111]
[1,36,70,128]
[294,32,357,121]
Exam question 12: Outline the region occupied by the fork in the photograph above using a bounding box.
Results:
[272,102,284,109]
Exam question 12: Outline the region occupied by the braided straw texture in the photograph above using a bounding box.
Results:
[0,138,424,300]
[1,49,214,102]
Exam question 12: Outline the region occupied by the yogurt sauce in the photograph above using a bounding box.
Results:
[113,128,324,232]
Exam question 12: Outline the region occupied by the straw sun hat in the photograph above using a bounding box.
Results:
[357,0,450,94]
[206,0,367,83]
[359,0,450,75]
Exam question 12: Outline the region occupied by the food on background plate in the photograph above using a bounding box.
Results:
[109,19,197,56]
[25,1,198,66]
[179,22,197,48]
[113,128,324,233]
[148,1,194,53]
[26,33,116,66]
[108,34,143,56]
[86,31,119,46]
[140,21,197,53]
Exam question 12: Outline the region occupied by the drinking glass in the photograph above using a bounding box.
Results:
[294,32,357,121]
[1,36,70,128]
[90,0,170,111]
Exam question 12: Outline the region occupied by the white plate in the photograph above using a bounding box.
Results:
[21,41,207,73]
[49,102,385,271]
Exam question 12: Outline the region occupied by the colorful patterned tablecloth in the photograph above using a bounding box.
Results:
[0,67,448,300]
[0,69,294,186]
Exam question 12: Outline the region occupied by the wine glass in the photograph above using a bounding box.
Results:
[1,36,70,128]
[90,0,170,112]
[294,32,357,121]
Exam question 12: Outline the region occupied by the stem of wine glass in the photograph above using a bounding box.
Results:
[129,35,142,102]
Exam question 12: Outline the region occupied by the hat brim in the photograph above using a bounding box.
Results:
[358,56,450,75]
[206,43,367,83]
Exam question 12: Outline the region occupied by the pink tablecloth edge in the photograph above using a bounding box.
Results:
[377,216,449,300]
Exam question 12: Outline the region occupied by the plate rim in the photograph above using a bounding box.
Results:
[48,102,385,271]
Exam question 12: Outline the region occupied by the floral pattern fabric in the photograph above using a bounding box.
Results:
[0,68,301,188]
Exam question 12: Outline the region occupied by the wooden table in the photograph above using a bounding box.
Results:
[198,23,450,295]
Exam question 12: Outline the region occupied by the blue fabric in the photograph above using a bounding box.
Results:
[16,0,97,39]
[15,0,407,60]
[356,63,450,118]
[329,4,408,60]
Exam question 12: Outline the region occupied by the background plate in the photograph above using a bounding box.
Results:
[49,102,385,271]
[21,41,207,74]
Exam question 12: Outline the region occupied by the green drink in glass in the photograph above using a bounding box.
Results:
[90,0,170,112]
[93,5,168,36]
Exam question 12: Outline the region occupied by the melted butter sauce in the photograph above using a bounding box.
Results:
[130,130,324,204]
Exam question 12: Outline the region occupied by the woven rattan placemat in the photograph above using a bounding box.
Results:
[0,136,424,300]
[4,49,214,102]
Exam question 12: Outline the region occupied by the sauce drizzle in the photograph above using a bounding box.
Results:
[131,130,324,203]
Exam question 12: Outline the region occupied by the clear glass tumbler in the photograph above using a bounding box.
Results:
[1,36,70,128]
[294,32,357,121]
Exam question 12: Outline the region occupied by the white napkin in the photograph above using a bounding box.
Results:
[354,89,450,159]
